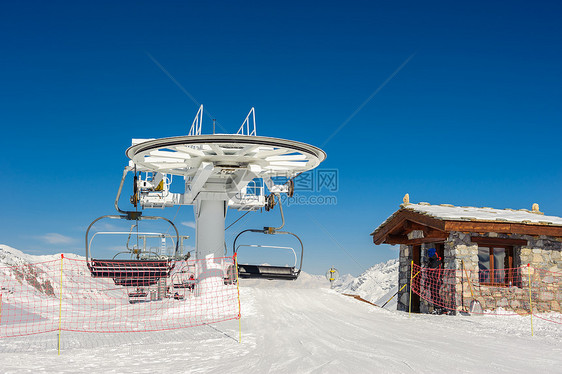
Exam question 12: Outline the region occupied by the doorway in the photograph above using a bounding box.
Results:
[411,245,421,313]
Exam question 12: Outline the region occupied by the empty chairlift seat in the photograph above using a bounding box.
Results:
[88,259,175,287]
[85,213,181,287]
[237,264,298,280]
[233,229,304,281]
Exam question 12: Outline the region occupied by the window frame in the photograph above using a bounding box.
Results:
[472,237,525,288]
[478,245,514,286]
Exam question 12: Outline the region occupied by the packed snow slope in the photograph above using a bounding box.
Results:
[0,246,561,373]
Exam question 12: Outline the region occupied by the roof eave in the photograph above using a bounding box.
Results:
[371,209,562,246]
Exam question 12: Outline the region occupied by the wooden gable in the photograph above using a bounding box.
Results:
[371,209,448,245]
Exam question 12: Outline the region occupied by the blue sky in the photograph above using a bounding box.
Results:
[1,1,561,276]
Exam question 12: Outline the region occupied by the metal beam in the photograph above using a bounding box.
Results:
[182,162,214,204]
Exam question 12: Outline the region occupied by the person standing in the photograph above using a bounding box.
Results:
[425,247,443,314]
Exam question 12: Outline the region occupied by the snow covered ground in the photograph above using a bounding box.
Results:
[0,247,561,373]
[0,284,560,373]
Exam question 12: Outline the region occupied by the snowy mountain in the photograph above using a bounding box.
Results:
[333,258,399,308]
[0,244,82,266]
[1,245,398,304]
[0,244,329,289]
[0,245,63,298]
[0,245,50,267]
[0,245,94,304]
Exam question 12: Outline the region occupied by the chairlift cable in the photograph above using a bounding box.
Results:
[225,211,251,231]
[164,205,182,236]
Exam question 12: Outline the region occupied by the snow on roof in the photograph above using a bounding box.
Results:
[402,203,562,226]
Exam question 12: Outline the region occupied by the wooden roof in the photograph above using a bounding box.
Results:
[371,204,562,245]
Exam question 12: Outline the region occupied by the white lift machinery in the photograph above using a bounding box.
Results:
[86,105,326,293]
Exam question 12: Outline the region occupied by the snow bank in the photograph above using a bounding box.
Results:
[333,258,399,307]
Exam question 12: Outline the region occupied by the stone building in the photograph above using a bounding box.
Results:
[370,201,562,314]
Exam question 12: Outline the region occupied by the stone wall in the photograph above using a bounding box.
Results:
[396,242,456,313]
[520,237,561,313]
[396,232,562,314]
[454,232,561,314]
[397,244,409,311]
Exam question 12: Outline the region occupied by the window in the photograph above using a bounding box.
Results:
[477,245,517,286]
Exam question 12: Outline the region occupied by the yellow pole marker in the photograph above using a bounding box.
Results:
[409,260,413,318]
[58,254,64,355]
[234,254,242,344]
[381,270,420,308]
[527,264,534,337]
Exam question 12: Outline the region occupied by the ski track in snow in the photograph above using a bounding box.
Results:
[0,286,560,373]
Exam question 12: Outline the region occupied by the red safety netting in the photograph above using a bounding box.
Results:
[0,255,240,338]
[410,263,561,323]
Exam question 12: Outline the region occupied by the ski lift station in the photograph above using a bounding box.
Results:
[371,197,562,315]
[85,105,326,298]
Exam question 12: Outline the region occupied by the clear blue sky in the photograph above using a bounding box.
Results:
[1,1,561,276]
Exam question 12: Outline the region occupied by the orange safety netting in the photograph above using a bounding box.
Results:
[0,256,240,338]
[410,263,562,323]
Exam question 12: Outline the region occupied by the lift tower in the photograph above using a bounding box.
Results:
[122,106,326,292]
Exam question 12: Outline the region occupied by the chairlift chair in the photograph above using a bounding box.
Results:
[128,287,149,304]
[171,272,197,290]
[85,214,180,287]
[233,228,304,280]
[233,193,304,280]
[224,263,237,285]
[128,290,148,298]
